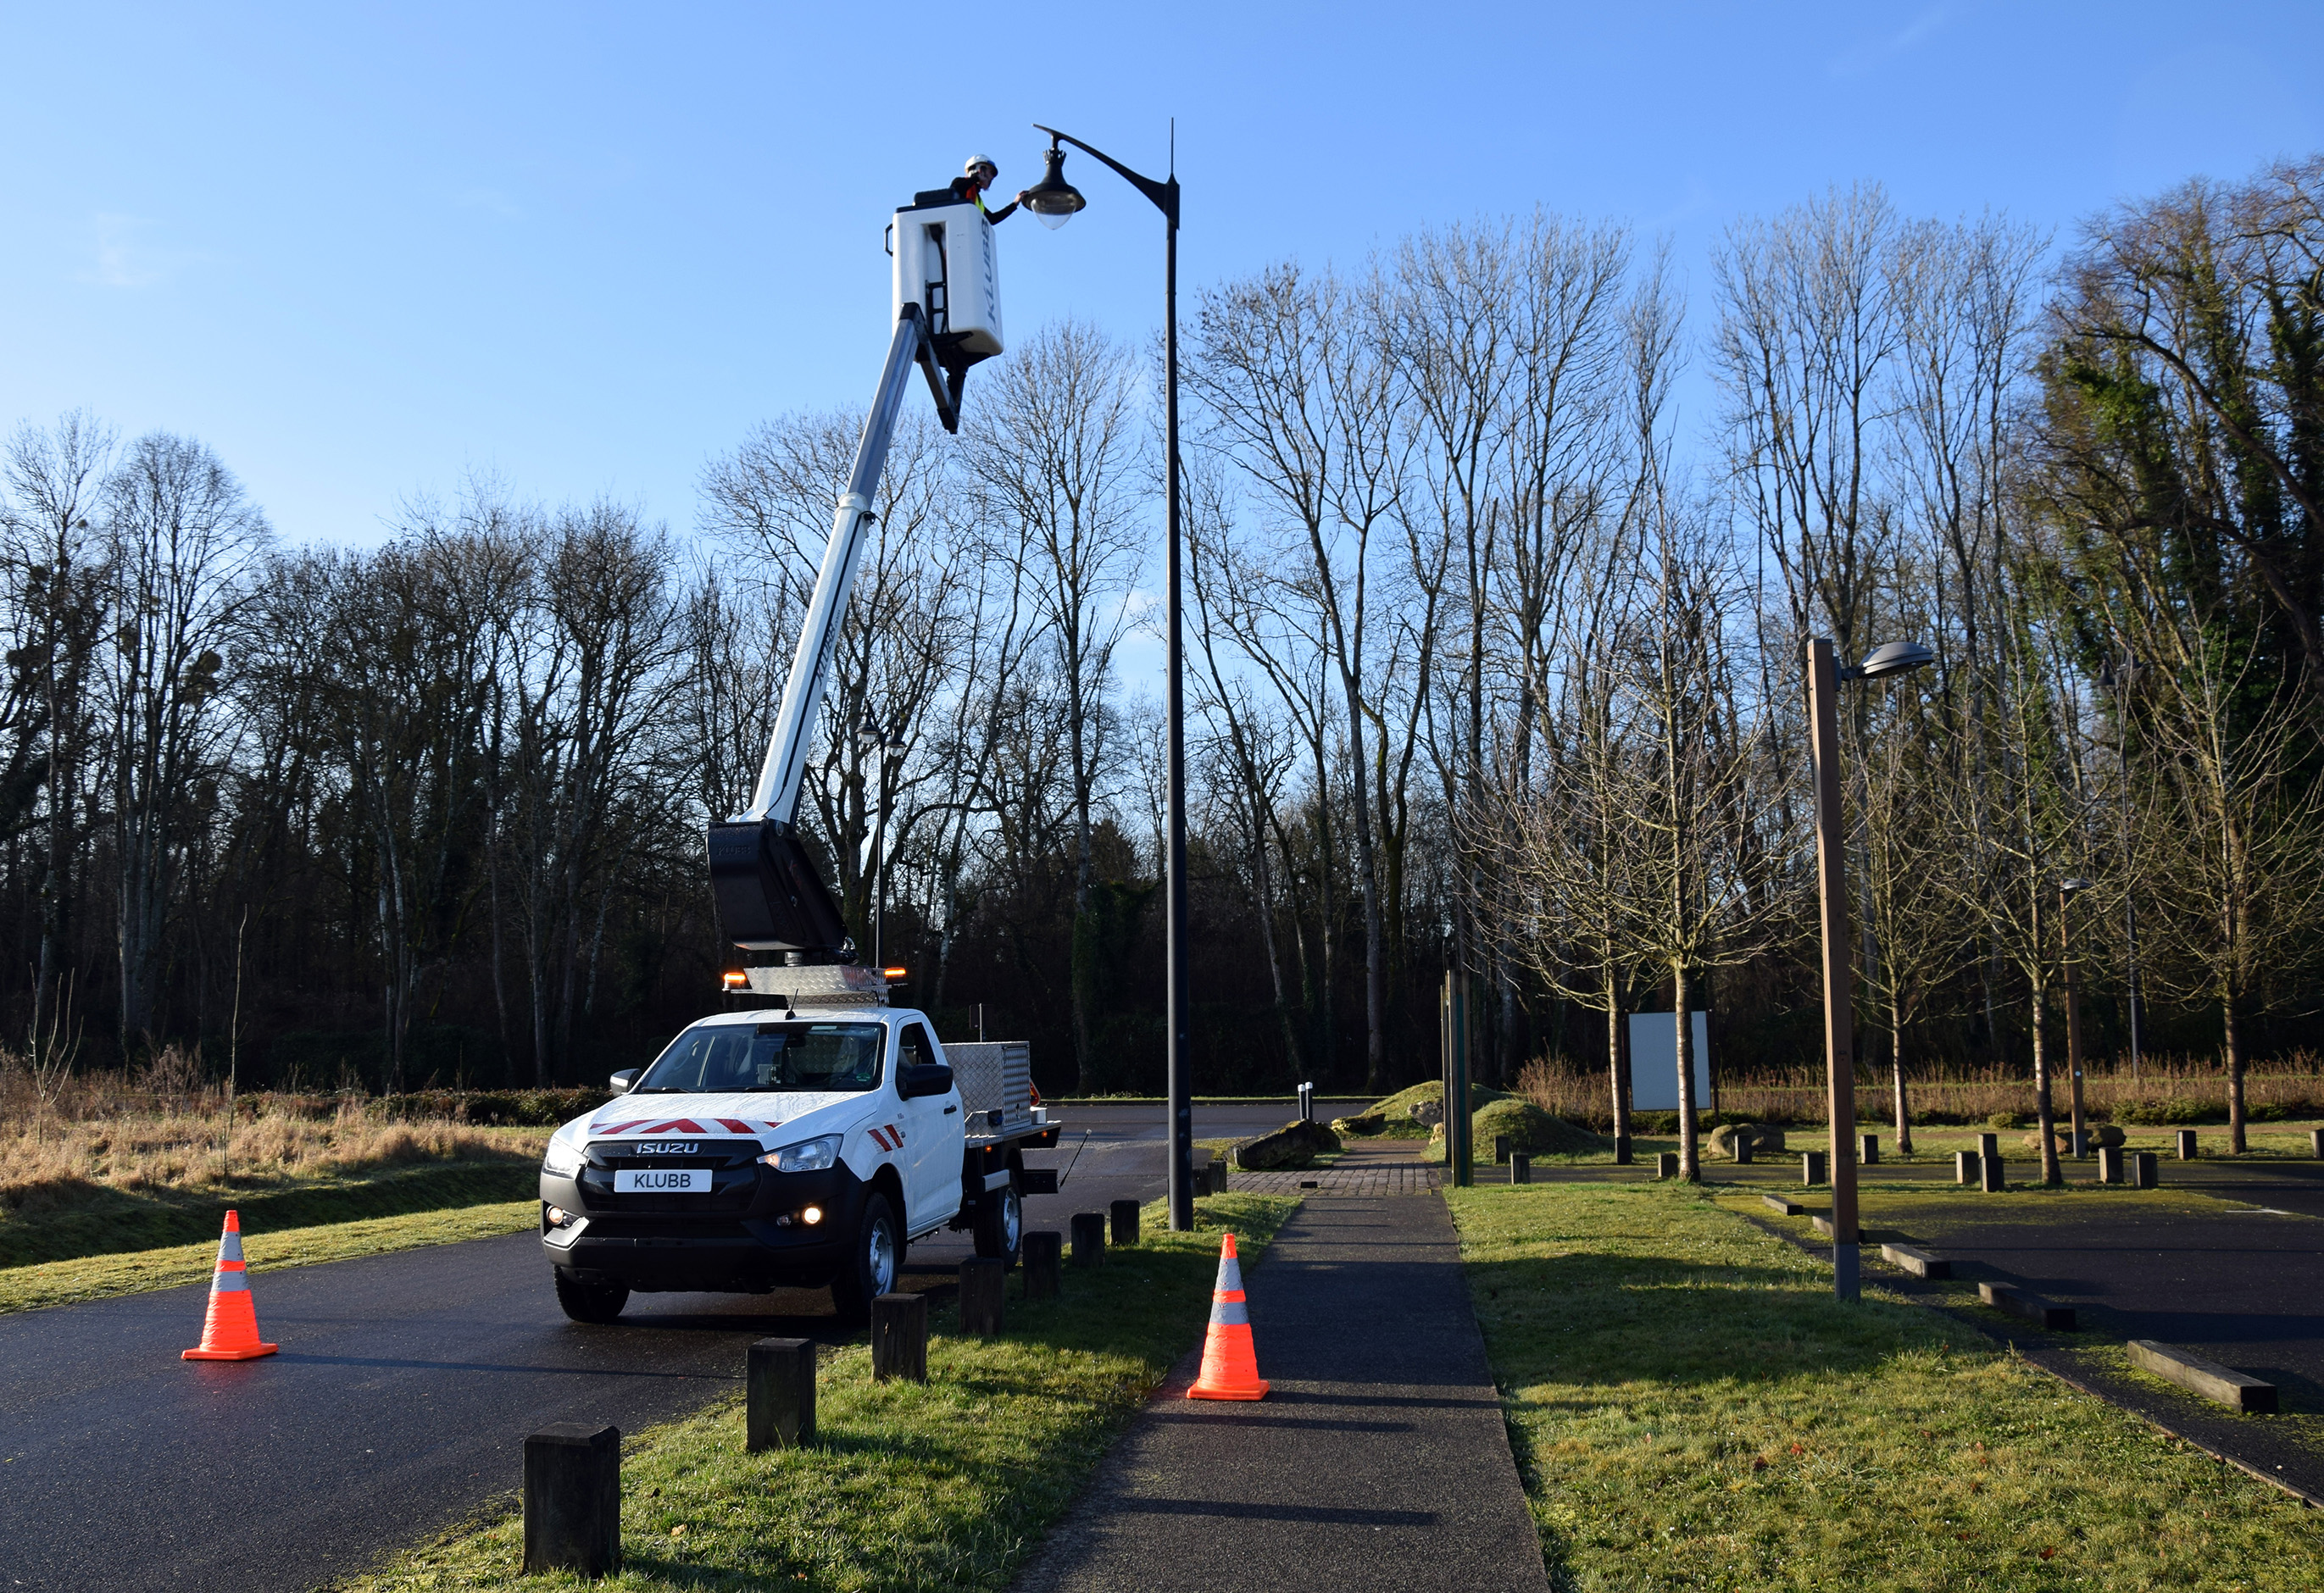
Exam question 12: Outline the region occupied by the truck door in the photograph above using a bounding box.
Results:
[894,1020,958,1233]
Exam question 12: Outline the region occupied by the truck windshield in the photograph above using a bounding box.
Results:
[634,1023,885,1094]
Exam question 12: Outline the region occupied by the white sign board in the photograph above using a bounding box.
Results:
[1627,1011,1711,1111]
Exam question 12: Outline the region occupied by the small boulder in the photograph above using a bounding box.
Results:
[1237,1118,1342,1171]
[1332,1112,1386,1136]
[2021,1123,2127,1154]
[1409,1099,1445,1128]
[1709,1123,1787,1159]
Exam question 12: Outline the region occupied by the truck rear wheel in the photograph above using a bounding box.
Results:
[973,1179,1022,1268]
[831,1191,901,1326]
[554,1271,629,1324]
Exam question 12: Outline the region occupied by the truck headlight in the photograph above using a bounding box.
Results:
[542,1140,585,1179]
[759,1135,842,1174]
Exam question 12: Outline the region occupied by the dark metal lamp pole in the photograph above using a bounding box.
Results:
[1810,637,1934,1302]
[1023,125,1195,1231]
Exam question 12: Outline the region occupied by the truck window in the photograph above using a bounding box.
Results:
[634,1023,886,1094]
[898,1024,937,1072]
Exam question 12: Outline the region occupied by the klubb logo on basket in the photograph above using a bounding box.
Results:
[634,1141,700,1156]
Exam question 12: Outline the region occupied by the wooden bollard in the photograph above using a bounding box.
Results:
[2132,1151,2159,1189]
[1981,1153,2005,1193]
[1655,1152,1680,1179]
[2096,1146,2126,1185]
[1109,1198,1141,1247]
[747,1337,815,1451]
[1209,1158,1229,1195]
[1493,1134,1512,1164]
[1070,1212,1105,1268]
[2177,1129,2199,1159]
[871,1292,927,1383]
[523,1422,620,1577]
[1976,1131,1999,1161]
[1860,1133,1878,1165]
[1509,1152,1532,1184]
[1955,1150,1978,1185]
[1802,1151,1827,1186]
[1733,1135,1754,1164]
[959,1258,1005,1336]
[1022,1230,1062,1298]
[2310,1128,2324,1159]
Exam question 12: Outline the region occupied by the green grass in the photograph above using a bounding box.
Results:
[1446,1179,2324,1590]
[331,1191,1302,1593]
[0,1157,542,1268]
[0,1198,544,1314]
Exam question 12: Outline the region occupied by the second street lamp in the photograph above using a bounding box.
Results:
[856,721,907,971]
[1809,636,1935,1302]
[2060,876,2094,1156]
[1022,123,1195,1230]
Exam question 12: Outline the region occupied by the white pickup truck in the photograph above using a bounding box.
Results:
[538,980,1058,1324]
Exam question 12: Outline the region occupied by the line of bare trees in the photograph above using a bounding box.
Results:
[2,155,2319,1152]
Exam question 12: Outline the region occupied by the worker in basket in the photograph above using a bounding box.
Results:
[952,153,1026,224]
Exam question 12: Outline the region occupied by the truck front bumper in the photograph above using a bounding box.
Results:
[540,1157,872,1294]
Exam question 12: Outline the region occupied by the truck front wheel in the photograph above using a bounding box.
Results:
[832,1191,901,1326]
[554,1271,629,1324]
[973,1179,1022,1268]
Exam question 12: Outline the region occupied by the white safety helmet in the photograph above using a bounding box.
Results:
[965,153,998,180]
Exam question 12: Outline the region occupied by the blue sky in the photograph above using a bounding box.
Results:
[3,2,2320,552]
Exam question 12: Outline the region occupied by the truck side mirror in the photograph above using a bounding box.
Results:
[898,1062,953,1101]
[609,1068,640,1096]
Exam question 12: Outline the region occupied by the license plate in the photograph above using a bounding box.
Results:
[614,1168,711,1194]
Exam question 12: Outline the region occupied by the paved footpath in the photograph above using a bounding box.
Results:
[1012,1189,1548,1593]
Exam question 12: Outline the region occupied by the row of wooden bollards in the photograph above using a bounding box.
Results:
[520,1197,1149,1577]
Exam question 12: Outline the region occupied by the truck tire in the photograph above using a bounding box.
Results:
[554,1271,629,1324]
[973,1179,1022,1268]
[831,1191,901,1326]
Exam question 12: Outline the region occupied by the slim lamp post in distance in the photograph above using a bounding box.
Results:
[855,721,907,971]
[1020,124,1197,1231]
[1809,636,1935,1302]
[2060,877,2094,1156]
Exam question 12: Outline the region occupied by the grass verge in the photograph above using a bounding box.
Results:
[330,1191,1301,1593]
[0,1198,543,1314]
[1446,1179,2324,1590]
[0,1157,542,1268]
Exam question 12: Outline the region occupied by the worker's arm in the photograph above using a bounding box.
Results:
[984,197,1019,224]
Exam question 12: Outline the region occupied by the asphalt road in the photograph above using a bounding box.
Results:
[0,1100,1310,1593]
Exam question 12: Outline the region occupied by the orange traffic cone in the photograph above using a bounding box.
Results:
[182,1210,279,1361]
[1187,1231,1268,1400]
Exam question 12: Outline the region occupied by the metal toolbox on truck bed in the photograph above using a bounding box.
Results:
[944,1041,1031,1133]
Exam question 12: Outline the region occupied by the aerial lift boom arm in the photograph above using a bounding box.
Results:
[706,191,1001,963]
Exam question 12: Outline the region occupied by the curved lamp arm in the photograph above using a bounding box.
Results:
[1033,124,1179,226]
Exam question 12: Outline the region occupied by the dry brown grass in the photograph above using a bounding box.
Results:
[1515,1050,2324,1128]
[0,1047,546,1219]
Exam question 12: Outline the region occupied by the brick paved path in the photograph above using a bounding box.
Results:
[1229,1136,1442,1197]
[1229,1162,1442,1196]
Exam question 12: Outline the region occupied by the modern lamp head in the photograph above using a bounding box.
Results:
[1854,641,1937,680]
[2060,876,2095,894]
[1021,142,1086,230]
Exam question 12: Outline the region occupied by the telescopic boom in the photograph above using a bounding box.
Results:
[705,188,1004,963]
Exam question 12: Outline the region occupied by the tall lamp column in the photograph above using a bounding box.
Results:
[1807,636,1934,1302]
[1020,125,1196,1230]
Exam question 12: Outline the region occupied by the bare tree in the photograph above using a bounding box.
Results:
[968,319,1147,1086]
[101,432,271,1049]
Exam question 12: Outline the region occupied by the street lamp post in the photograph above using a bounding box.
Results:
[1020,125,1197,1231]
[1808,636,1934,1302]
[2101,654,2143,1081]
[2060,877,2094,1156]
[856,721,907,970]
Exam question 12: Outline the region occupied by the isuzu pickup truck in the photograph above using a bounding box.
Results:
[539,973,1056,1324]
